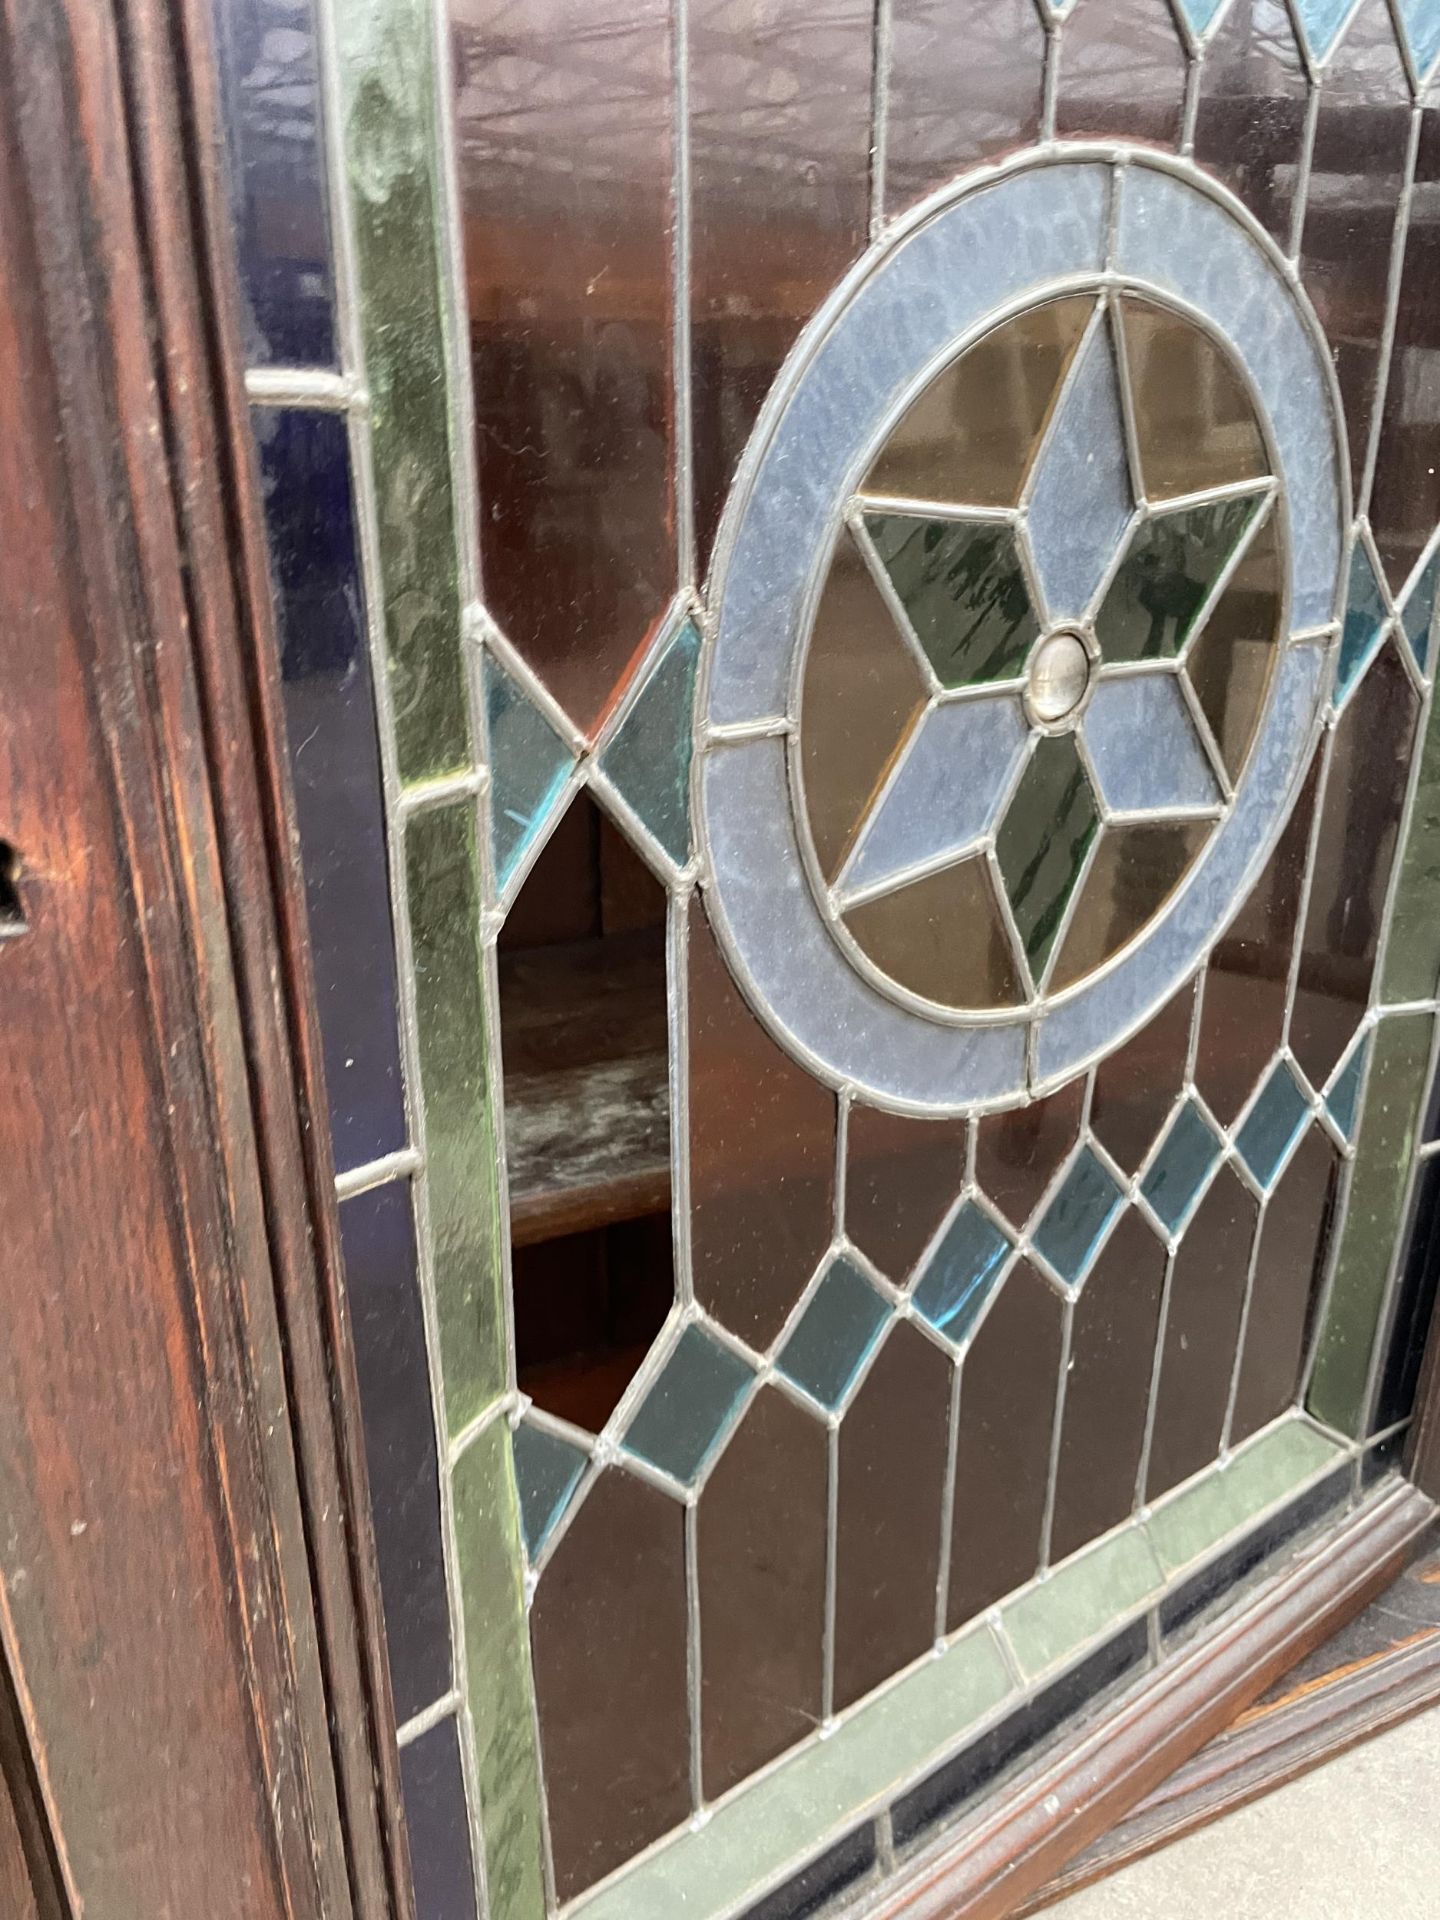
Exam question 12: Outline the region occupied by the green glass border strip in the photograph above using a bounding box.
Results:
[407,798,545,1920]
[406,802,507,1430]
[1382,674,1440,1004]
[454,1420,549,1920]
[570,1415,1345,1920]
[1308,1011,1434,1435]
[334,0,471,783]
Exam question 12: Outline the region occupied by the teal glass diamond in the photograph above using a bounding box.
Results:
[912,1202,1013,1345]
[599,616,699,865]
[1033,1148,1124,1285]
[1235,1060,1310,1191]
[513,1420,587,1560]
[485,654,574,894]
[1325,1033,1371,1141]
[778,1256,890,1410]
[1401,548,1440,676]
[622,1323,753,1485]
[1141,1100,1223,1232]
[1336,539,1389,703]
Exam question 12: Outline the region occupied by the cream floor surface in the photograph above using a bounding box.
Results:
[1044,1703,1440,1918]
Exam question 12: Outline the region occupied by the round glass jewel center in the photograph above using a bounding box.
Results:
[1026,629,1091,725]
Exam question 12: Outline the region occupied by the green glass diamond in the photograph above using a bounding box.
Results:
[1096,494,1262,664]
[996,734,1100,982]
[864,512,1040,688]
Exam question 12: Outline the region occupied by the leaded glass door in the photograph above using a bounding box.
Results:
[214,1,1440,1915]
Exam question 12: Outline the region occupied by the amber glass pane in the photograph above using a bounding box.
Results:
[1054,0,1187,149]
[1290,645,1418,1090]
[1146,1168,1258,1502]
[1050,822,1207,992]
[451,0,674,734]
[1119,298,1269,504]
[1192,0,1309,253]
[1370,102,1440,592]
[531,1467,689,1899]
[1194,752,1319,1125]
[1231,1126,1341,1446]
[1184,511,1283,785]
[690,0,873,573]
[865,296,1092,511]
[1299,0,1411,506]
[698,1386,827,1799]
[834,1322,951,1710]
[689,901,834,1347]
[947,1261,1063,1630]
[845,1104,968,1280]
[974,1080,1085,1233]
[846,856,1023,1009]
[1090,981,1195,1173]
[882,0,1046,213]
[801,527,928,881]
[1049,1211,1167,1565]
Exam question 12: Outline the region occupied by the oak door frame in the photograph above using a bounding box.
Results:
[0,0,409,1914]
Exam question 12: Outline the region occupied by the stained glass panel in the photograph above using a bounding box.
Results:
[209,1,1440,1914]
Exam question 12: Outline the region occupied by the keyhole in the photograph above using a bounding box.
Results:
[0,842,28,937]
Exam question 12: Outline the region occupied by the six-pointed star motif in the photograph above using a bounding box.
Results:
[833,308,1274,992]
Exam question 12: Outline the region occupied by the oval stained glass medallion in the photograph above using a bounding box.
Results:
[700,153,1346,1111]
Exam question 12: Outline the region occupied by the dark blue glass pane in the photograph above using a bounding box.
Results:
[210,0,338,366]
[399,1714,479,1920]
[341,1181,452,1723]
[256,406,407,1172]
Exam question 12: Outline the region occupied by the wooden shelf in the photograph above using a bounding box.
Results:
[499,927,670,1247]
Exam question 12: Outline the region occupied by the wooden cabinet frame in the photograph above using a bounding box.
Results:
[0,1,1435,1916]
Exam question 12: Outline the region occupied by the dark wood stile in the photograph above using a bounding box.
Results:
[124,0,418,1912]
[0,0,405,1914]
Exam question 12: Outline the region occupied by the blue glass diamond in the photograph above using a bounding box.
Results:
[1033,1148,1124,1285]
[778,1257,890,1410]
[622,1323,753,1485]
[1141,1101,1223,1232]
[912,1202,1013,1345]
[1235,1061,1310,1191]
